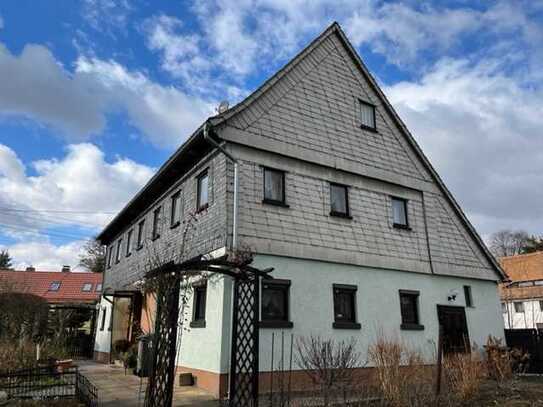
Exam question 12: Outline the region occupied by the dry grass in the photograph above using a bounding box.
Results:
[443,349,486,402]
[367,335,434,407]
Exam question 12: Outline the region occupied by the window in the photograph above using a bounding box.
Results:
[359,100,376,131]
[260,279,292,328]
[170,191,182,227]
[152,207,161,240]
[115,238,122,263]
[95,283,102,293]
[540,301,543,312]
[126,229,133,257]
[190,282,207,328]
[392,197,409,229]
[330,183,350,218]
[463,285,473,307]
[49,281,61,292]
[197,170,209,212]
[518,281,533,287]
[137,220,145,249]
[100,308,106,331]
[501,303,507,313]
[333,284,360,329]
[514,302,524,313]
[399,290,423,330]
[263,167,287,206]
[82,283,93,292]
[107,246,114,268]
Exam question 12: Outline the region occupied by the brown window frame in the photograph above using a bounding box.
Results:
[399,289,424,330]
[136,219,145,250]
[260,279,293,328]
[330,183,351,219]
[359,99,377,132]
[463,285,473,307]
[196,170,209,212]
[332,284,361,329]
[115,238,122,264]
[170,190,182,228]
[262,167,289,207]
[190,282,207,328]
[391,196,410,230]
[152,207,162,241]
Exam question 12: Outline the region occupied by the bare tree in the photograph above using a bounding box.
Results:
[489,229,530,257]
[79,238,106,273]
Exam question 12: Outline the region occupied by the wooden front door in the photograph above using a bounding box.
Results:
[437,305,470,353]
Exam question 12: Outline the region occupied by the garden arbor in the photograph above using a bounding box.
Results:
[143,254,273,407]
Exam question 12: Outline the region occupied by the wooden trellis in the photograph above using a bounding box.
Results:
[143,254,272,407]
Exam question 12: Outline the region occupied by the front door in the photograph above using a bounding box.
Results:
[437,305,470,353]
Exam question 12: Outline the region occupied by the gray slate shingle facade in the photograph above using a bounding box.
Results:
[99,22,504,293]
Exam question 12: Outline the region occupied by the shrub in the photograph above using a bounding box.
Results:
[295,335,361,406]
[443,348,486,402]
[367,335,433,407]
[113,339,131,356]
[484,336,513,384]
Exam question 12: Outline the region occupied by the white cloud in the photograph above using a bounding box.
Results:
[385,57,543,236]
[0,43,214,148]
[2,240,85,271]
[81,0,132,36]
[0,142,154,232]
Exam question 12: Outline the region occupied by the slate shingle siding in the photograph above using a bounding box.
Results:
[103,152,227,291]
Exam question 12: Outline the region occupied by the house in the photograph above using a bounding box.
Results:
[94,22,506,397]
[0,265,102,306]
[499,252,543,329]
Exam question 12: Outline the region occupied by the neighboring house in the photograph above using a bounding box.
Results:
[94,23,506,397]
[499,252,543,330]
[0,265,103,306]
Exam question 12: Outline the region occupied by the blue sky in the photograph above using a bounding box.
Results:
[0,0,542,269]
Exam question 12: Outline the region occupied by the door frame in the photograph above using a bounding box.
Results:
[436,304,470,353]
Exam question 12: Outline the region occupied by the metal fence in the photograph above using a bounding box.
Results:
[0,366,98,406]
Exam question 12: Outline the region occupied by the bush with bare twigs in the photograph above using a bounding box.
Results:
[295,335,361,406]
[443,348,486,402]
[367,335,434,407]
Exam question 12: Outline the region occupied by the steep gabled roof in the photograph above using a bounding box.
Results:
[0,270,102,304]
[211,22,505,281]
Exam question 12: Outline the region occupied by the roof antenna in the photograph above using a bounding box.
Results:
[216,100,229,114]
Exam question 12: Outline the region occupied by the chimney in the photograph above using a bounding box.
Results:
[26,266,35,272]
[61,265,71,273]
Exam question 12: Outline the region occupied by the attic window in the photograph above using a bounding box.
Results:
[392,197,409,229]
[359,100,376,131]
[82,283,93,292]
[49,282,61,292]
[95,283,102,292]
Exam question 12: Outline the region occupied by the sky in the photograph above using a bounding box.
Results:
[0,0,542,270]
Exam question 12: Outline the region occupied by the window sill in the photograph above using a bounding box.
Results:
[151,234,160,241]
[125,252,132,258]
[170,221,181,229]
[196,203,209,213]
[333,322,361,330]
[330,211,352,219]
[259,320,293,329]
[360,124,378,133]
[136,244,144,252]
[393,223,412,231]
[262,199,290,208]
[401,323,424,331]
[190,320,206,328]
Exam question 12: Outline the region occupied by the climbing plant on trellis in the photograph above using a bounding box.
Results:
[142,252,272,407]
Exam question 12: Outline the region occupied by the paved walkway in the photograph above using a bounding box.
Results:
[77,360,219,407]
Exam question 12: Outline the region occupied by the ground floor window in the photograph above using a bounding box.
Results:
[260,279,292,328]
[332,284,360,329]
[514,302,524,313]
[191,282,207,328]
[399,289,423,330]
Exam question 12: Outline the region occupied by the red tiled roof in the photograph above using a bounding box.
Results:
[499,252,543,282]
[0,269,102,304]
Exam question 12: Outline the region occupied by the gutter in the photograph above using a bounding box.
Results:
[203,121,239,250]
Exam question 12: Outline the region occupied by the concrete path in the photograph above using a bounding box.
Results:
[77,360,219,407]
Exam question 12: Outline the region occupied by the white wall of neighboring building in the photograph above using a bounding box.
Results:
[502,299,543,329]
[94,296,113,355]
